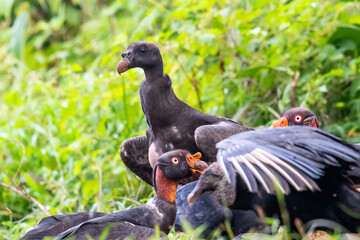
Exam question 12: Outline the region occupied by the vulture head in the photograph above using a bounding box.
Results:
[270,107,319,128]
[153,150,208,202]
[117,41,163,75]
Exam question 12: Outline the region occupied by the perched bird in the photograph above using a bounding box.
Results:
[270,107,319,128]
[188,127,360,233]
[21,150,207,240]
[117,41,251,185]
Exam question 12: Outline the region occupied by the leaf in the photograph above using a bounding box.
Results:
[72,64,83,72]
[197,33,215,45]
[239,66,268,77]
[322,69,343,78]
[0,0,14,21]
[350,79,360,98]
[328,25,360,46]
[65,4,81,26]
[10,12,28,60]
[73,160,85,176]
[22,173,46,194]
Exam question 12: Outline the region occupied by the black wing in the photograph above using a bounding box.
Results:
[195,121,252,162]
[56,210,143,239]
[20,212,106,240]
[120,136,153,185]
[216,126,360,195]
[57,220,160,240]
[57,198,174,239]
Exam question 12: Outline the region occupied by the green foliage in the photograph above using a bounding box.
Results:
[0,0,359,239]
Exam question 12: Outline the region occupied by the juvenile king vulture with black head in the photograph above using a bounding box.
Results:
[117,41,251,185]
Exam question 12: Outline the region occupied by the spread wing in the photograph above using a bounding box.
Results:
[216,126,360,195]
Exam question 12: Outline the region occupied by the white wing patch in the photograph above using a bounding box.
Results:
[255,148,315,191]
[218,155,231,183]
[224,147,318,194]
[229,156,254,192]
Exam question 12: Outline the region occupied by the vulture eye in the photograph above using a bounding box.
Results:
[294,114,302,123]
[171,157,179,165]
[139,47,147,54]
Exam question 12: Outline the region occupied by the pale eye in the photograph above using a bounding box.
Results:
[294,115,302,123]
[171,157,179,165]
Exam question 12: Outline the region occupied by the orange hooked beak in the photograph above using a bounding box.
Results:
[186,152,208,174]
[270,117,288,128]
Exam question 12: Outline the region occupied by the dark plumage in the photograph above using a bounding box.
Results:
[271,107,360,185]
[175,181,231,236]
[21,150,207,240]
[175,178,266,237]
[117,41,251,185]
[175,108,322,235]
[56,198,175,240]
[20,212,106,240]
[188,127,360,233]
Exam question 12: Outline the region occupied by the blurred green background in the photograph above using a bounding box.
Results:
[0,0,359,239]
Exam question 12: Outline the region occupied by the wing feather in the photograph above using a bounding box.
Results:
[244,153,282,193]
[256,148,318,192]
[265,145,324,177]
[239,154,271,193]
[228,156,255,192]
[216,126,360,195]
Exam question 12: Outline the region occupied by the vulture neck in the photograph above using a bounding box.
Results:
[140,65,186,129]
[144,62,164,81]
[155,168,178,203]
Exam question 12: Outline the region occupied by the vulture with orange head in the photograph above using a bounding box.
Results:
[21,150,207,240]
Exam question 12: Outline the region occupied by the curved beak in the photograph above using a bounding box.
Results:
[117,49,133,75]
[117,59,130,75]
[270,117,288,128]
[186,152,208,174]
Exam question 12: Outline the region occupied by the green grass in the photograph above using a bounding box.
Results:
[0,0,360,239]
